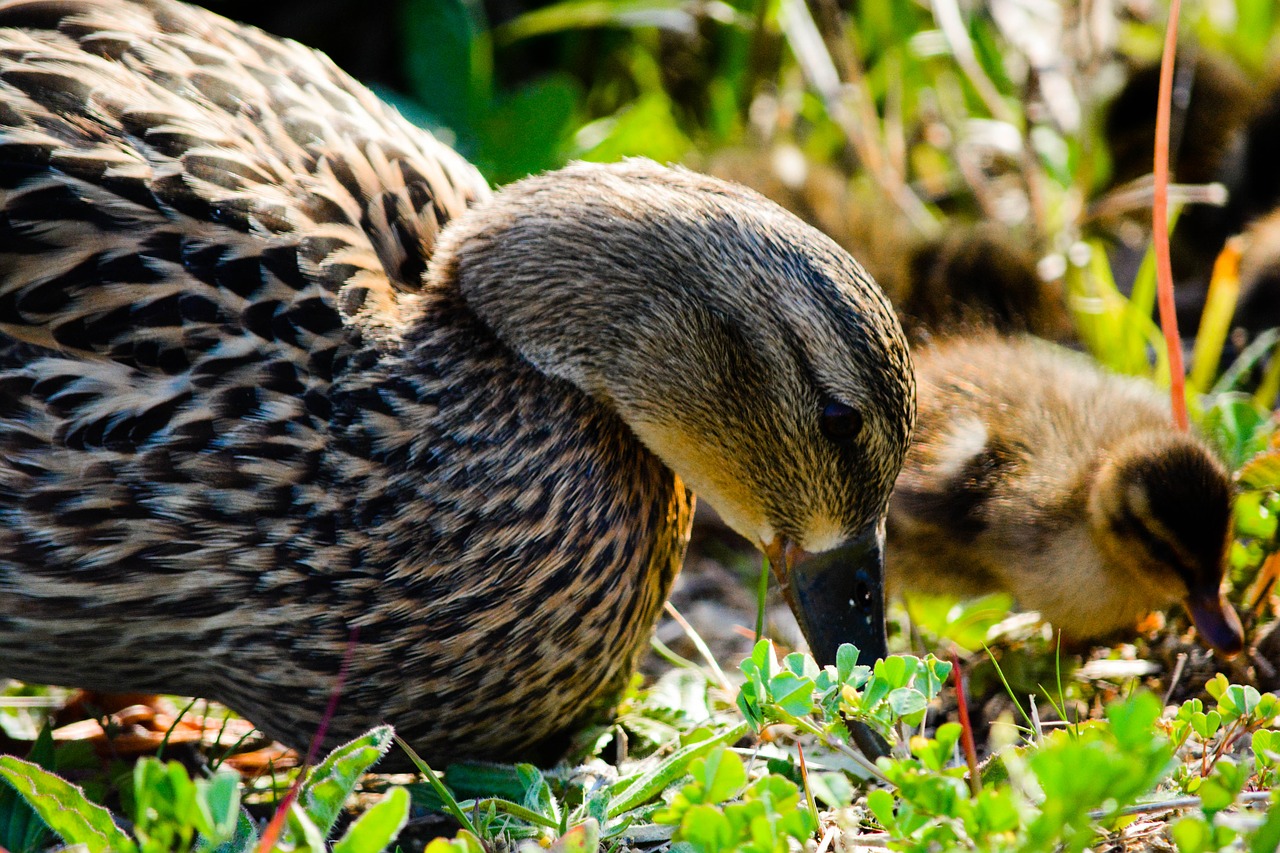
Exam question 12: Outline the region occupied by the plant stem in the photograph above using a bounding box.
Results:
[797,742,821,829]
[790,716,887,782]
[1152,0,1188,429]
[951,650,982,797]
[664,602,732,691]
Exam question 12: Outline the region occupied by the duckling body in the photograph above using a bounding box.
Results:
[0,0,913,762]
[888,334,1242,651]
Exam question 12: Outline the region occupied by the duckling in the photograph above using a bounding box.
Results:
[0,0,914,763]
[1102,53,1280,339]
[897,224,1071,341]
[887,333,1244,653]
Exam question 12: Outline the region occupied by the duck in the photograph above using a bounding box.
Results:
[0,0,915,764]
[887,332,1245,654]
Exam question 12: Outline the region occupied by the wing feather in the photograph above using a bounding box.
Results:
[0,0,488,378]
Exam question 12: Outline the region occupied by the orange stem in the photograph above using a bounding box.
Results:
[951,649,981,797]
[1153,0,1188,430]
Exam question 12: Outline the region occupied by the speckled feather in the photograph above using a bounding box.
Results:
[0,0,687,760]
[0,0,914,761]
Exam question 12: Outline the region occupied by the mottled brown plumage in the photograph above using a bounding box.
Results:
[888,334,1243,653]
[0,0,914,763]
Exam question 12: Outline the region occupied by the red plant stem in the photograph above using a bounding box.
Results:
[951,650,981,797]
[796,741,819,824]
[1153,0,1188,430]
[256,627,361,853]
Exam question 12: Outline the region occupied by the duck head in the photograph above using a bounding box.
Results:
[433,159,916,665]
[1089,430,1244,654]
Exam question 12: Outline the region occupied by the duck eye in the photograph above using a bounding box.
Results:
[820,399,863,442]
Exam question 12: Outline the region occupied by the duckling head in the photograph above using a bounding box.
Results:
[433,159,916,663]
[1089,430,1244,654]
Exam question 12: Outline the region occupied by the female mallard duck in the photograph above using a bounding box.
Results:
[0,0,914,763]
[888,333,1244,654]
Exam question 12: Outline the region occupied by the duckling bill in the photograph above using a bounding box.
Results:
[888,334,1244,653]
[0,0,913,763]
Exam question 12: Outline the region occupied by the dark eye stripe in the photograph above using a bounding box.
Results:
[820,399,862,441]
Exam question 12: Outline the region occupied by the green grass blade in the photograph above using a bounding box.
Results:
[455,797,561,828]
[607,721,749,818]
[395,735,479,836]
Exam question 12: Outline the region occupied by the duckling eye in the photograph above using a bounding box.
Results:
[820,399,863,442]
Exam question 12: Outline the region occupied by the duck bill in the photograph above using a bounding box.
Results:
[1184,589,1244,656]
[768,522,887,667]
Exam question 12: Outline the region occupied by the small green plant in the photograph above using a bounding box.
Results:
[0,725,406,853]
[316,639,1280,853]
[654,747,815,853]
[737,639,952,755]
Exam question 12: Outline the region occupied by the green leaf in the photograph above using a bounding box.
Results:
[768,672,816,717]
[678,804,734,853]
[807,772,853,809]
[333,787,410,853]
[494,0,740,44]
[302,725,394,837]
[400,0,490,136]
[836,644,859,684]
[517,764,559,824]
[877,656,910,689]
[865,788,897,831]
[195,771,241,847]
[934,722,963,756]
[1105,691,1162,749]
[199,808,257,853]
[1249,793,1280,853]
[397,736,478,836]
[454,795,559,828]
[698,749,746,805]
[578,93,692,164]
[1218,684,1262,721]
[1254,729,1276,761]
[0,756,135,853]
[1202,395,1272,469]
[1171,815,1212,853]
[782,652,820,680]
[1234,491,1278,541]
[904,592,1015,651]
[475,78,580,182]
[1201,759,1247,817]
[0,727,52,853]
[968,787,1021,836]
[887,688,928,724]
[1190,711,1221,740]
[286,802,328,852]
